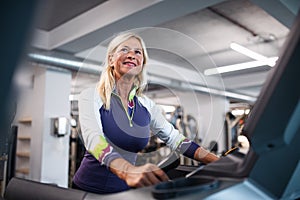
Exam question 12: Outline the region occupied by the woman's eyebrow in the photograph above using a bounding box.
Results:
[121,45,142,50]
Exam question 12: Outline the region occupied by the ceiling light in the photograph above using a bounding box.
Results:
[204,42,279,76]
[204,57,278,75]
[230,42,269,62]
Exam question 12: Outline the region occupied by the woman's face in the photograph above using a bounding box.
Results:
[110,37,144,80]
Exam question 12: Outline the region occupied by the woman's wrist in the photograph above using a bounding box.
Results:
[194,147,219,164]
[110,158,133,180]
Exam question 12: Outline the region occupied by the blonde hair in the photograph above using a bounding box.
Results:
[98,32,149,109]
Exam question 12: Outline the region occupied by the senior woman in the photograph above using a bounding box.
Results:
[72,32,219,194]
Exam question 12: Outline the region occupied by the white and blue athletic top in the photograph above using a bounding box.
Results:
[73,86,199,194]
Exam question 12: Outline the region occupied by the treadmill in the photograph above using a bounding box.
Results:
[85,9,300,200]
[4,8,300,200]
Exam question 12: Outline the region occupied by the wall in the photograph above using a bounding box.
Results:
[13,63,71,187]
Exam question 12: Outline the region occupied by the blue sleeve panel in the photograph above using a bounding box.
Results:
[179,139,200,159]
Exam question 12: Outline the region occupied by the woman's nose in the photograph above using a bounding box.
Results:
[127,52,136,59]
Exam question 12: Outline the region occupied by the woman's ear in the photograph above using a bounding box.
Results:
[108,54,114,67]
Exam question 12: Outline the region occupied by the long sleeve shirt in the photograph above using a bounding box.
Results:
[73,86,199,194]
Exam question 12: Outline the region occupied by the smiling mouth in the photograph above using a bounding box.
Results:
[123,61,137,67]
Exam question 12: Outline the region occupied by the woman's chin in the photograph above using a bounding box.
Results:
[124,66,142,76]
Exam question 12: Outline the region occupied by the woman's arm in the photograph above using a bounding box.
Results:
[194,147,219,164]
[110,158,169,188]
[138,95,219,164]
[78,87,122,165]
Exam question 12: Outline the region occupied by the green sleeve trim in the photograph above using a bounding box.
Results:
[90,135,111,162]
[175,135,186,149]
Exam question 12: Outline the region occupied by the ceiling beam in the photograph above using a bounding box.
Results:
[249,0,298,28]
[53,0,226,53]
[32,0,161,50]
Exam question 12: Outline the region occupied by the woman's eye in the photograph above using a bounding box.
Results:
[118,47,142,55]
[120,48,129,53]
[135,50,142,55]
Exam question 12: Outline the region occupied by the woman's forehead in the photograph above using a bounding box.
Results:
[118,37,142,48]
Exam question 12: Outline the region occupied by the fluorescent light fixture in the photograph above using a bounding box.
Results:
[204,42,279,76]
[230,42,278,67]
[230,42,269,62]
[204,57,278,75]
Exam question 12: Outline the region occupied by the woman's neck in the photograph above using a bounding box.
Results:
[116,77,134,100]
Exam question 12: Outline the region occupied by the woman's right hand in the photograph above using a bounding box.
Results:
[125,163,169,187]
[110,158,169,188]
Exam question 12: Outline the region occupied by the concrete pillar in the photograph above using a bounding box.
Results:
[33,66,71,187]
[14,64,71,188]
